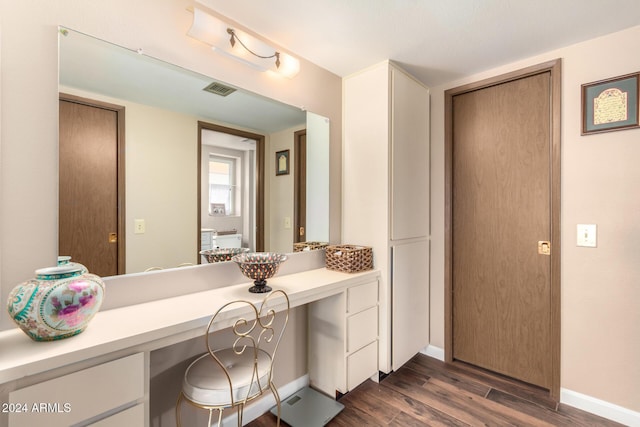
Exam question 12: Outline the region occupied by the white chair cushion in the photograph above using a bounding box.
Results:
[183,347,272,407]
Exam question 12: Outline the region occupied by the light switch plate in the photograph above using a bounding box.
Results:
[576,224,596,247]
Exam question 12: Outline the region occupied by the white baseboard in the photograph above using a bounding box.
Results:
[421,344,445,361]
[221,374,309,426]
[561,388,640,427]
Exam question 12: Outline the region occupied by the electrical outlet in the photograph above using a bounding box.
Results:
[134,219,146,234]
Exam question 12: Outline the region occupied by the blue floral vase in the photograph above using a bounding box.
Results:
[6,257,105,341]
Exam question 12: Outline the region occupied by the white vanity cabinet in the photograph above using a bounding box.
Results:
[343,61,430,373]
[8,353,145,427]
[0,267,381,426]
[308,279,379,396]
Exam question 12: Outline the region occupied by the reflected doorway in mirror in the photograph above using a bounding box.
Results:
[199,121,264,254]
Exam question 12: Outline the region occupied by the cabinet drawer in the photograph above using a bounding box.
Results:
[88,403,145,426]
[347,341,378,391]
[347,280,378,314]
[347,306,377,353]
[9,353,144,427]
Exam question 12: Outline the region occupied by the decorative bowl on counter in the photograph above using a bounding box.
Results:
[200,247,250,263]
[231,252,288,293]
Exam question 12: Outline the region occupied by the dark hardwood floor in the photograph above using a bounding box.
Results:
[249,354,624,426]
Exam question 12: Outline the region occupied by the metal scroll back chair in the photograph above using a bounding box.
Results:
[176,289,290,427]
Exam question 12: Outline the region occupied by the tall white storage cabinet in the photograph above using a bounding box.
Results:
[343,61,430,373]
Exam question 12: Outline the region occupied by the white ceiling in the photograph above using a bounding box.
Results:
[199,0,640,86]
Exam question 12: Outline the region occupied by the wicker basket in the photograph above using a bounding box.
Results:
[293,241,329,252]
[325,245,373,273]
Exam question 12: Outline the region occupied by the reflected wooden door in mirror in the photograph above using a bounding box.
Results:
[59,95,126,276]
[294,130,307,244]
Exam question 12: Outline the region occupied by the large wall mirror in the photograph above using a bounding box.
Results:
[59,28,329,276]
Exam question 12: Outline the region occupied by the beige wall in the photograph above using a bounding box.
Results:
[268,126,301,253]
[125,102,198,272]
[61,86,200,273]
[0,0,341,331]
[429,25,640,412]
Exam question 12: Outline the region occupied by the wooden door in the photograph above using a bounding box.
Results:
[448,64,560,392]
[59,97,124,276]
[294,130,307,243]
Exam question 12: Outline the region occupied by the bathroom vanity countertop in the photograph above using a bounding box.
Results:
[0,267,380,384]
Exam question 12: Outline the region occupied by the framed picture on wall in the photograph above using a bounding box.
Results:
[276,149,290,175]
[582,72,639,135]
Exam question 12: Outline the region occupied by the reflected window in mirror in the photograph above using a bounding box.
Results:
[209,154,240,216]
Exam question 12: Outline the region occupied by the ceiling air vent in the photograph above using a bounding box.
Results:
[203,82,237,97]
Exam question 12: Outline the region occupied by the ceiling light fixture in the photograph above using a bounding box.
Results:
[187,6,300,78]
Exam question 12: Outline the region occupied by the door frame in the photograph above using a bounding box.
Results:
[443,59,562,399]
[197,121,266,254]
[293,129,307,244]
[59,93,126,275]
